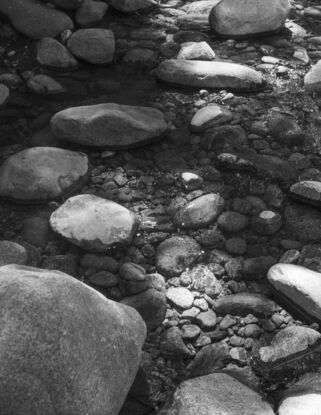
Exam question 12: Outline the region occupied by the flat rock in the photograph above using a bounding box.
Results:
[155,59,266,91]
[289,181,321,209]
[107,0,157,13]
[188,342,229,378]
[121,288,167,331]
[190,104,232,132]
[0,147,89,202]
[156,236,201,278]
[177,41,215,61]
[213,293,278,316]
[305,59,321,94]
[0,264,146,415]
[0,0,73,39]
[37,38,78,69]
[50,194,138,252]
[51,103,167,148]
[67,29,115,65]
[158,372,274,415]
[166,287,194,309]
[209,0,291,38]
[174,193,224,229]
[268,264,321,324]
[0,241,28,266]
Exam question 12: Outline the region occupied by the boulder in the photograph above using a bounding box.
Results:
[209,0,291,38]
[158,372,274,415]
[51,103,167,148]
[0,147,89,202]
[37,38,78,69]
[155,59,266,91]
[67,29,115,65]
[0,0,73,39]
[305,59,321,94]
[50,194,138,252]
[107,0,157,13]
[0,264,146,415]
[268,264,321,324]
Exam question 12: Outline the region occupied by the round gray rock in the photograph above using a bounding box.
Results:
[0,241,28,266]
[50,194,138,252]
[0,264,146,415]
[51,103,167,148]
[0,147,89,202]
[166,287,194,310]
[67,29,115,64]
[37,37,78,69]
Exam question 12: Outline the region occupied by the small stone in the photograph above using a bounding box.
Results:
[182,324,201,340]
[219,315,236,330]
[166,287,194,310]
[27,75,65,94]
[217,211,248,233]
[230,347,247,364]
[89,271,119,288]
[37,37,78,69]
[195,309,217,330]
[160,327,191,358]
[190,104,232,132]
[177,41,215,61]
[179,172,203,191]
[0,84,10,107]
[214,293,278,316]
[75,0,108,27]
[267,112,305,147]
[225,237,247,255]
[252,210,282,235]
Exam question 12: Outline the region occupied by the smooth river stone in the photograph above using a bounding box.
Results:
[50,194,138,252]
[0,147,89,202]
[289,181,321,208]
[51,103,167,148]
[155,59,266,91]
[268,263,321,324]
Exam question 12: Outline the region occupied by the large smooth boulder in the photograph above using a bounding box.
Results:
[0,264,146,415]
[0,147,89,202]
[50,194,139,252]
[67,29,115,65]
[268,264,321,324]
[304,59,321,94]
[51,103,167,148]
[0,0,73,39]
[209,0,291,38]
[158,372,274,415]
[107,0,157,13]
[155,60,266,91]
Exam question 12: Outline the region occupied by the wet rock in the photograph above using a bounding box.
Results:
[156,236,201,278]
[75,0,108,26]
[166,287,194,310]
[267,112,305,147]
[305,59,321,94]
[155,59,266,91]
[0,84,10,107]
[187,264,224,296]
[182,324,201,340]
[217,211,248,233]
[213,293,278,316]
[284,203,321,243]
[243,256,278,280]
[0,0,73,39]
[174,193,224,229]
[80,254,119,272]
[289,181,321,209]
[225,237,247,255]
[21,217,49,248]
[188,341,229,378]
[158,372,274,415]
[88,271,119,288]
[0,241,28,266]
[47,0,83,8]
[119,262,150,295]
[0,264,146,415]
[177,41,215,61]
[50,194,138,252]
[121,288,167,331]
[195,309,217,330]
[67,29,115,64]
[202,125,247,151]
[268,264,321,324]
[51,103,167,148]
[27,75,65,95]
[209,0,291,38]
[179,172,203,191]
[107,0,157,13]
[0,147,89,202]
[252,210,282,235]
[122,48,158,68]
[190,104,232,132]
[36,38,78,69]
[160,327,191,358]
[253,326,321,380]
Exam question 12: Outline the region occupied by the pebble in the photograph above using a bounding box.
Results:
[166,287,194,310]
